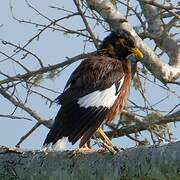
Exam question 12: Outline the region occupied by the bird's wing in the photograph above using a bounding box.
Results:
[44,56,125,147]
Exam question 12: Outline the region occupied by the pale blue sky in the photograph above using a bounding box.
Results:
[0,0,179,150]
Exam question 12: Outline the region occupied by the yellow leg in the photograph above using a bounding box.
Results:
[98,128,113,146]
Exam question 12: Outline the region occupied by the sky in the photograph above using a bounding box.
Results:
[0,0,179,150]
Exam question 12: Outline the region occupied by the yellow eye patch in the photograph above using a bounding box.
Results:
[119,38,127,47]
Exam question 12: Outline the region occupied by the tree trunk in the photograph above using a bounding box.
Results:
[0,141,180,180]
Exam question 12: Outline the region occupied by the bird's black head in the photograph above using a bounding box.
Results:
[100,31,143,59]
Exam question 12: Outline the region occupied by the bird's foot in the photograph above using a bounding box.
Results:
[95,138,122,154]
[68,145,93,158]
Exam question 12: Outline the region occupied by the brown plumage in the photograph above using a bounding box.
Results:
[44,31,143,148]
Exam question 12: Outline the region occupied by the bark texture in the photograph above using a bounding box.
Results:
[0,141,180,180]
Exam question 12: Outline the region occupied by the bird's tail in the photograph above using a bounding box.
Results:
[43,109,64,146]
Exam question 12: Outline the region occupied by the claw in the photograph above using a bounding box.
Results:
[68,145,93,158]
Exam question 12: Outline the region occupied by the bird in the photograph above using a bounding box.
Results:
[43,30,143,149]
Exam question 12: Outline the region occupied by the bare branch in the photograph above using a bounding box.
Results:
[1,41,44,68]
[138,0,180,18]
[139,0,179,67]
[0,114,32,121]
[0,86,46,125]
[0,52,95,85]
[73,0,99,48]
[16,123,41,147]
[105,110,180,139]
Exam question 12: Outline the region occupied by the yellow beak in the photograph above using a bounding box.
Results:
[131,48,144,59]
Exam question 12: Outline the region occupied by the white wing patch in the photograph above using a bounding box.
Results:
[116,76,125,93]
[64,83,71,91]
[77,76,124,108]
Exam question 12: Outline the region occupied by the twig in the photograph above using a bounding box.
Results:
[73,0,99,49]
[0,86,46,124]
[138,0,180,19]
[0,114,32,121]
[0,52,95,85]
[1,41,44,68]
[16,123,41,147]
[105,110,180,139]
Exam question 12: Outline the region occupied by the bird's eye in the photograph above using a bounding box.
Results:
[119,38,127,47]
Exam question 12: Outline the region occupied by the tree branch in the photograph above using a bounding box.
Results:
[105,110,180,139]
[139,0,179,66]
[0,52,95,85]
[0,142,180,179]
[0,114,32,121]
[0,86,47,125]
[73,0,99,48]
